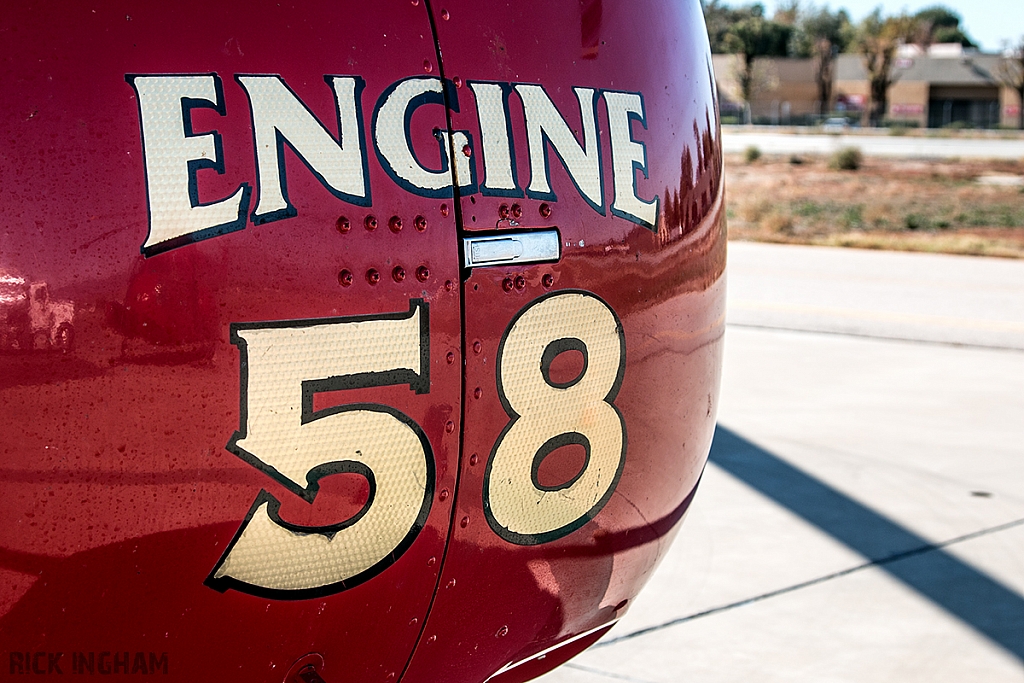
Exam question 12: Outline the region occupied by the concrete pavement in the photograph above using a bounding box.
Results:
[722,127,1024,159]
[538,242,1024,682]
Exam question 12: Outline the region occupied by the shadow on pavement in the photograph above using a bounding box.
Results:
[710,426,1024,662]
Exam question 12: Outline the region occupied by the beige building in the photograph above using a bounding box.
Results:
[835,49,1018,128]
[713,46,1022,128]
[712,54,822,122]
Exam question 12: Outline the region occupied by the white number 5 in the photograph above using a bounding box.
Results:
[206,300,433,599]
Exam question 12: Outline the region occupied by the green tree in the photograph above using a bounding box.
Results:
[997,37,1024,129]
[793,5,853,115]
[855,9,918,127]
[773,0,800,27]
[914,6,976,47]
[702,0,765,53]
[725,12,793,119]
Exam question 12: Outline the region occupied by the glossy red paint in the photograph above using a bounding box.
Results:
[0,1,724,682]
[0,1,461,681]
[400,3,725,681]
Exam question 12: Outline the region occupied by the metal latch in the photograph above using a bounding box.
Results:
[462,229,561,268]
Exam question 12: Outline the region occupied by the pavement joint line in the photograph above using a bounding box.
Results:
[725,322,1024,353]
[562,663,662,683]
[593,516,1024,649]
[731,299,1024,333]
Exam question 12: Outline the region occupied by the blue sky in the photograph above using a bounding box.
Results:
[754,0,1023,52]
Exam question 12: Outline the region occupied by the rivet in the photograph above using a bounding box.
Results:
[444,279,453,292]
[440,203,449,217]
[446,351,455,364]
[473,387,482,399]
[514,275,526,290]
[447,578,457,589]
[439,488,450,501]
[416,265,430,282]
[453,76,463,88]
[364,214,378,231]
[498,203,509,219]
[542,273,554,288]
[414,215,427,232]
[366,268,380,285]
[539,203,551,218]
[445,420,455,434]
[423,59,433,73]
[427,556,436,567]
[462,144,471,157]
[392,265,406,283]
[472,340,482,354]
[389,215,403,233]
[470,453,479,466]
[409,617,419,626]
[338,269,353,287]
[427,635,437,644]
[336,216,351,233]
[495,625,508,638]
[411,0,419,4]
[502,277,514,292]
[440,8,450,20]
[510,203,522,219]
[459,517,469,529]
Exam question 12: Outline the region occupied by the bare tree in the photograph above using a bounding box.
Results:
[793,6,853,116]
[855,10,917,127]
[725,10,793,121]
[997,37,1024,130]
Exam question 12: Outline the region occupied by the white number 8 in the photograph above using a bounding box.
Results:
[484,291,627,545]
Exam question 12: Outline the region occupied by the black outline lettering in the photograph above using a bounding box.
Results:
[372,77,465,198]
[484,290,627,546]
[516,84,606,216]
[540,337,588,389]
[235,74,371,226]
[468,81,523,198]
[125,73,252,258]
[604,89,660,231]
[531,432,591,492]
[206,300,434,600]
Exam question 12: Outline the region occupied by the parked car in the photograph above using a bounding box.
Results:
[822,116,851,132]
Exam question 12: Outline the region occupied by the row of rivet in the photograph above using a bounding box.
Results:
[501,272,555,292]
[493,202,551,220]
[336,201,549,235]
[336,214,428,234]
[338,265,436,286]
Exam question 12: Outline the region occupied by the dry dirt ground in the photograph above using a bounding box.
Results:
[725,153,1024,258]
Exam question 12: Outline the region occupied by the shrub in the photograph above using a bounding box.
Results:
[841,205,864,228]
[904,213,927,230]
[744,145,762,163]
[789,155,805,165]
[759,211,793,234]
[830,146,863,171]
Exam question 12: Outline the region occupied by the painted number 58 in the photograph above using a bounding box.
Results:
[208,291,625,599]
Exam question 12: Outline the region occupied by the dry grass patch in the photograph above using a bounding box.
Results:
[725,154,1024,258]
